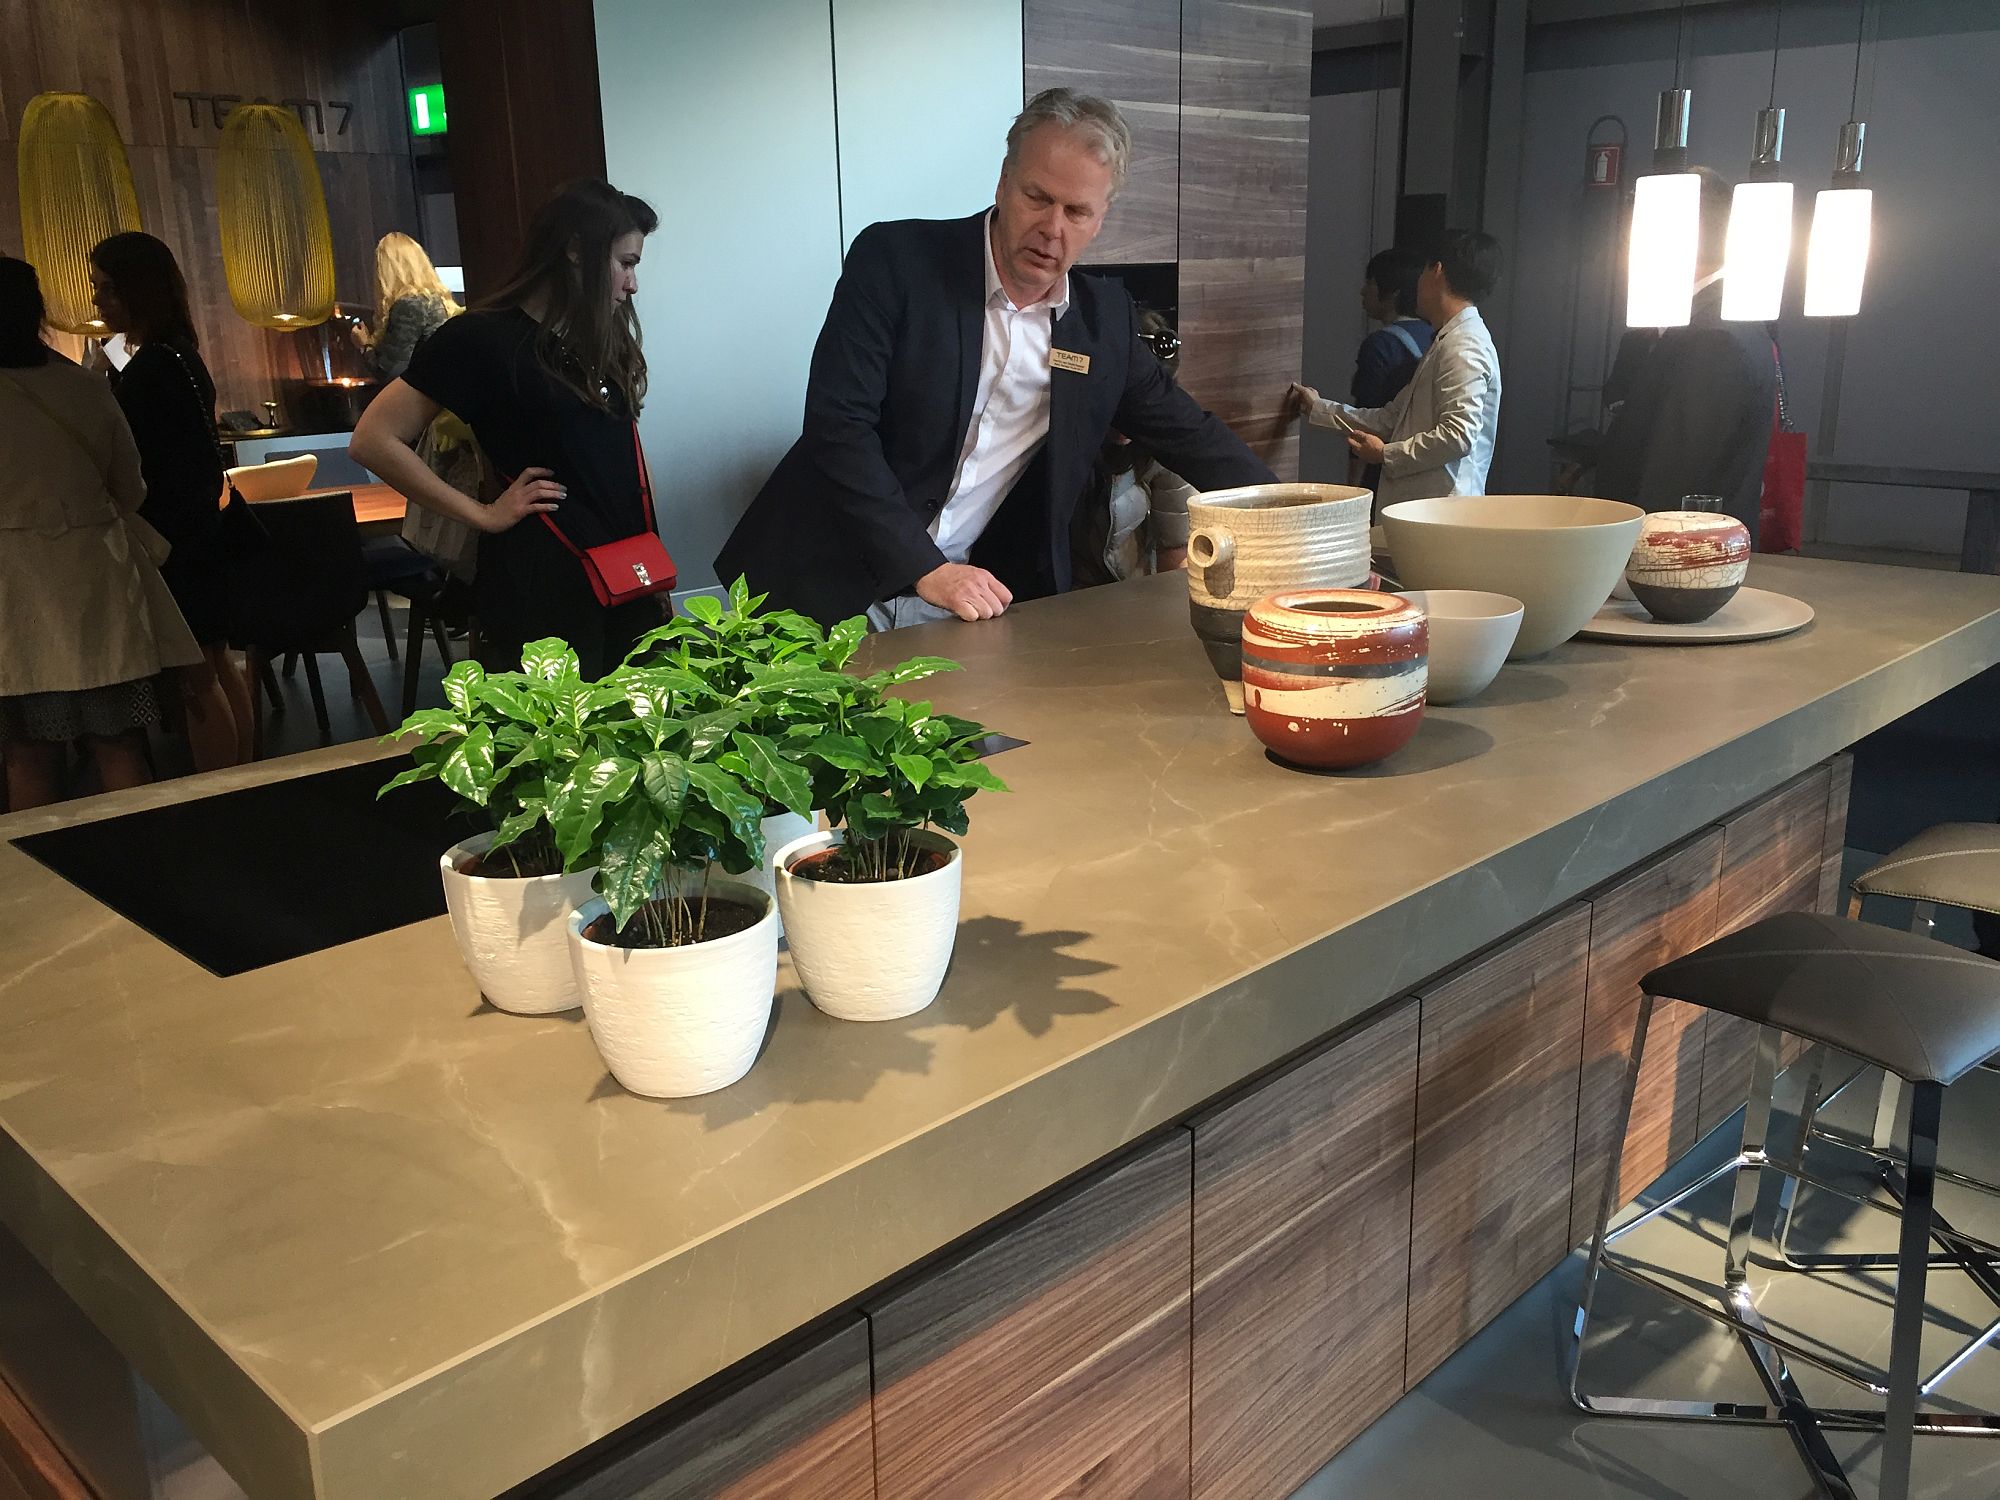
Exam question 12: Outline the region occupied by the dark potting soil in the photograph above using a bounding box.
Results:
[788,846,952,883]
[460,848,564,880]
[583,897,765,950]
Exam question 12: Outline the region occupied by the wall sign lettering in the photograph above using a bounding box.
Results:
[172,92,353,135]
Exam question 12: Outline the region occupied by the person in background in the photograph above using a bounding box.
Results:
[1351,248,1433,408]
[90,232,247,769]
[1071,312,1196,587]
[349,180,664,678]
[1594,168,1776,545]
[714,88,1274,629]
[0,257,202,810]
[1291,231,1503,509]
[350,232,460,381]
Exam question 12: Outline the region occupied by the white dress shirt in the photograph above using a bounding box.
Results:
[869,214,1069,631]
[1310,304,1502,506]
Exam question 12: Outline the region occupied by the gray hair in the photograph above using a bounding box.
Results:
[1005,88,1130,197]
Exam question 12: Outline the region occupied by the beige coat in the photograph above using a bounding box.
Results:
[0,357,202,695]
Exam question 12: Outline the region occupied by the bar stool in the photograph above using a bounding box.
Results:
[1570,910,2000,1500]
[1780,827,2000,1263]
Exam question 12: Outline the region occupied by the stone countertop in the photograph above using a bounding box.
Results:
[1,557,1997,1500]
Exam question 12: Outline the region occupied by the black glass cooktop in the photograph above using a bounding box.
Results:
[12,759,461,977]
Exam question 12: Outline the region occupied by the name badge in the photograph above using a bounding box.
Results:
[1050,348,1090,375]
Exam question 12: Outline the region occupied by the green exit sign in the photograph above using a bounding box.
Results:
[408,84,446,136]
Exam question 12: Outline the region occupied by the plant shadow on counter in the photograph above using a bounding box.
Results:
[1267,716,1495,779]
[619,916,1116,1128]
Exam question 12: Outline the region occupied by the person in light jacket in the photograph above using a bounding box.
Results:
[1291,230,1504,508]
[0,257,201,809]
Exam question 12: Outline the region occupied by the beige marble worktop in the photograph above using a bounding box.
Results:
[2,556,1998,1499]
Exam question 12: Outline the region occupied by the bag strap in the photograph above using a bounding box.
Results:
[533,420,653,557]
[1769,334,1795,432]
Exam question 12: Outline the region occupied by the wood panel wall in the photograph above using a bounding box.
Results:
[1190,1002,1418,1500]
[1175,0,1311,479]
[0,0,421,415]
[1024,0,1180,265]
[437,0,606,302]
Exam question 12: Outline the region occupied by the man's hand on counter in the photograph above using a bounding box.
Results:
[917,562,1013,621]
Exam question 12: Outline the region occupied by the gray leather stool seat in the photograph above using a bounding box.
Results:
[1570,911,2000,1500]
[1853,824,2000,916]
[1643,910,2000,1086]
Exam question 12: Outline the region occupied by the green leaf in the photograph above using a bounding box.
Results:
[684,763,765,853]
[441,661,486,714]
[438,723,497,805]
[724,732,814,815]
[933,759,1010,793]
[681,594,724,627]
[928,798,971,837]
[877,656,962,686]
[746,664,849,696]
[377,759,441,797]
[681,707,744,757]
[390,707,467,742]
[595,803,670,932]
[824,616,868,667]
[474,678,541,724]
[549,755,641,866]
[490,799,548,852]
[520,639,581,683]
[727,575,751,613]
[891,752,934,790]
[855,715,901,754]
[640,750,690,811]
[806,734,877,773]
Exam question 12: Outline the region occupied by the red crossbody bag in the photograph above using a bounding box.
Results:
[516,423,677,605]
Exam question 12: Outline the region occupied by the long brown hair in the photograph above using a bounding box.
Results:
[90,232,199,348]
[480,180,657,414]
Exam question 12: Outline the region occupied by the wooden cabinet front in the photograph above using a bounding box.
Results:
[1190,1002,1419,1499]
[1407,905,1592,1387]
[1569,832,1724,1245]
[868,1132,1193,1500]
[1697,765,1836,1133]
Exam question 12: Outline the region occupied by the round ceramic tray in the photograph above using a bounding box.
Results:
[1576,587,1814,645]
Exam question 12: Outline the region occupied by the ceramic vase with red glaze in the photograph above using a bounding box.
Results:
[1241,590,1428,769]
[1624,511,1751,623]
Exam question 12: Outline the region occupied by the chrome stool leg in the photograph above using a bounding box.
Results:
[1882,1081,1943,1500]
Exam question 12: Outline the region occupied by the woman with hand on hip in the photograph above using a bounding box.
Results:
[90,231,249,769]
[350,180,666,679]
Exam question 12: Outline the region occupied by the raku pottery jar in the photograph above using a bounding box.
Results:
[1624,510,1752,623]
[1241,590,1428,769]
[1185,483,1372,713]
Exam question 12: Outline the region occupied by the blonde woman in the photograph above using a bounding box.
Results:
[350,232,460,380]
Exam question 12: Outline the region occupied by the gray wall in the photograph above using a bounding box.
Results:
[594,0,1023,590]
[1307,1,2000,552]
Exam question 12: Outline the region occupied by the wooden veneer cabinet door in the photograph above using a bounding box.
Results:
[1190,1001,1419,1499]
[1407,904,1592,1387]
[548,1317,872,1500]
[1569,832,1725,1247]
[867,1132,1193,1500]
[1697,765,1836,1135]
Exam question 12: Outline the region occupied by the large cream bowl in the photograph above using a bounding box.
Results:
[1380,495,1645,658]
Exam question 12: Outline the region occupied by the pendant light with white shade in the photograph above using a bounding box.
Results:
[1721,2,1792,322]
[1626,2,1700,329]
[1805,1,1876,317]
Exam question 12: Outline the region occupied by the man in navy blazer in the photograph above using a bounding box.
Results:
[715,89,1274,627]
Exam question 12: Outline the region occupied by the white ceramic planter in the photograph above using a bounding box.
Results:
[731,810,817,937]
[440,833,596,1015]
[774,829,962,1022]
[567,881,777,1098]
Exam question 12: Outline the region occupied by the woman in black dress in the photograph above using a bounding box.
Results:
[90,232,248,768]
[349,180,663,678]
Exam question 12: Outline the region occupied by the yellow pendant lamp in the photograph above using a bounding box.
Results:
[16,92,143,335]
[216,104,336,329]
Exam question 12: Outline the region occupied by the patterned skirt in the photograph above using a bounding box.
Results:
[0,677,164,744]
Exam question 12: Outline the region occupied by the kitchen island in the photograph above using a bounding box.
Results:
[2,555,1998,1500]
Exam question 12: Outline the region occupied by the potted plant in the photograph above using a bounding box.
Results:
[626,579,868,920]
[562,662,780,1098]
[381,640,614,1016]
[773,662,1008,1022]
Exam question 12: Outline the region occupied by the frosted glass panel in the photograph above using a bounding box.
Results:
[596,0,844,588]
[833,0,1024,248]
